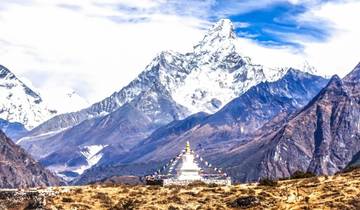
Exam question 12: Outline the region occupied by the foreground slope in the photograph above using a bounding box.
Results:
[221,63,360,182]
[0,130,62,188]
[3,168,356,209]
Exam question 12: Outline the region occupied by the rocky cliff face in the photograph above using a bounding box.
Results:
[219,63,360,182]
[0,130,62,188]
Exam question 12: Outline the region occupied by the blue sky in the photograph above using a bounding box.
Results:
[228,1,330,49]
[109,0,336,50]
[0,0,359,112]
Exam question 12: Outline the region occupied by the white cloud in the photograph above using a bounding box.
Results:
[299,1,360,77]
[0,0,206,112]
[0,0,358,113]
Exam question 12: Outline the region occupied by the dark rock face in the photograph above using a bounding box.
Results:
[0,131,62,188]
[221,63,360,182]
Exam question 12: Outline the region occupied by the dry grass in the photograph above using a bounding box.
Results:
[42,169,360,209]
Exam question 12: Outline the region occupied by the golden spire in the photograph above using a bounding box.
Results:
[186,141,191,154]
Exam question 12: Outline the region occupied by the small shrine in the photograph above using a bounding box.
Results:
[145,141,231,186]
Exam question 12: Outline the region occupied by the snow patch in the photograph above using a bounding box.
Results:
[74,144,108,175]
[16,127,70,144]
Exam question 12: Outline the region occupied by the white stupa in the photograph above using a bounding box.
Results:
[145,141,231,186]
[176,141,202,181]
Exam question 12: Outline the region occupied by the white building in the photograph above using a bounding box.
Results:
[146,141,231,186]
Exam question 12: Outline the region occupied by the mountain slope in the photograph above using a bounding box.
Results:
[0,130,62,188]
[20,88,187,181]
[219,63,360,182]
[19,103,154,179]
[124,70,328,163]
[0,65,56,130]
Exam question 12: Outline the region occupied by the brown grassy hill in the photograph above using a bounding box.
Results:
[1,168,360,209]
[17,168,357,209]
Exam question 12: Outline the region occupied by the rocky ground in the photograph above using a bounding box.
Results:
[2,169,360,210]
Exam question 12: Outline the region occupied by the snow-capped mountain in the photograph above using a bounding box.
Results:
[28,19,288,136]
[19,19,319,181]
[0,65,57,130]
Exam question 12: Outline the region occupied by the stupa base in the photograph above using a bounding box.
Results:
[162,177,231,186]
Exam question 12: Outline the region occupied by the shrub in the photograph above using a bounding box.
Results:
[228,196,260,208]
[110,199,137,210]
[73,188,83,194]
[168,205,179,210]
[62,197,73,203]
[168,195,183,205]
[290,171,316,179]
[121,187,130,194]
[93,192,113,207]
[207,183,219,188]
[147,185,160,191]
[24,199,43,210]
[187,181,207,188]
[258,178,278,187]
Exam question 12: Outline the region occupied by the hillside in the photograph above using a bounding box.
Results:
[2,168,359,209]
[0,130,62,188]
